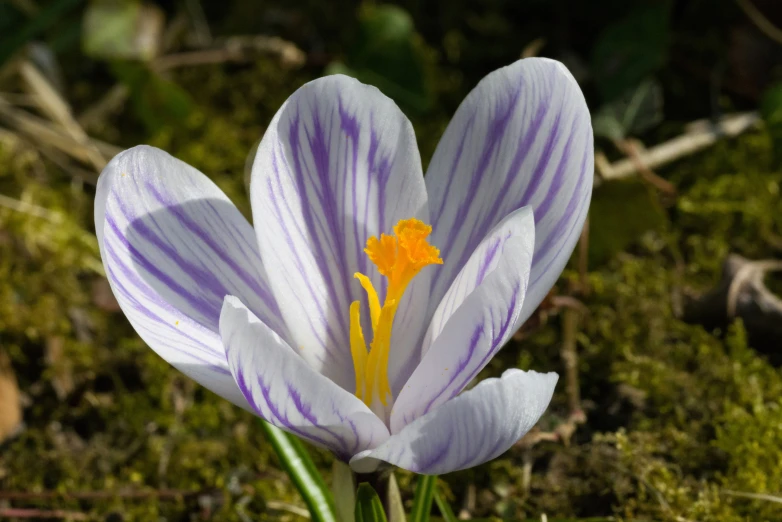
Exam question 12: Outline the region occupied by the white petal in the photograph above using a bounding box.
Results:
[350,369,557,474]
[423,207,534,355]
[250,74,430,392]
[426,57,593,326]
[95,145,285,408]
[221,297,390,460]
[390,208,534,433]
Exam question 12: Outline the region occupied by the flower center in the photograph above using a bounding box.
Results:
[349,218,443,409]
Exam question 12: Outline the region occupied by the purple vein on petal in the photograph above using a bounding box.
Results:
[531,152,591,288]
[234,365,353,461]
[456,86,541,267]
[533,121,591,265]
[421,283,521,417]
[289,108,351,342]
[430,112,475,232]
[418,431,454,474]
[365,124,393,299]
[474,236,503,286]
[266,151,337,362]
[528,113,575,221]
[332,405,361,455]
[287,383,352,456]
[452,283,521,393]
[430,229,513,352]
[432,85,522,292]
[105,214,220,327]
[104,243,230,373]
[339,98,365,279]
[144,181,281,320]
[421,324,483,415]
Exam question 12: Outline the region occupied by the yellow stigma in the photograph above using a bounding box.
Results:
[350,218,443,408]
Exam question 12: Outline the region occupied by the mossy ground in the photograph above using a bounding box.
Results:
[1,56,781,521]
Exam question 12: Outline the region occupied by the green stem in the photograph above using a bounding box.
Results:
[259,420,338,522]
[409,475,436,522]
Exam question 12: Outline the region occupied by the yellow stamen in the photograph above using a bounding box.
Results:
[349,302,368,402]
[353,273,381,330]
[364,299,397,405]
[350,218,443,408]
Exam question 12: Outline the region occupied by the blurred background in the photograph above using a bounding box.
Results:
[1,0,782,520]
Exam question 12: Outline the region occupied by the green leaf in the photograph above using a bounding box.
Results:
[259,420,338,522]
[355,483,388,522]
[592,79,664,142]
[433,489,458,522]
[591,4,670,101]
[409,475,436,522]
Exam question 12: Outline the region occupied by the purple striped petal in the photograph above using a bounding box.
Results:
[390,208,534,433]
[95,145,285,408]
[250,75,430,393]
[350,369,557,474]
[426,58,593,327]
[221,297,390,460]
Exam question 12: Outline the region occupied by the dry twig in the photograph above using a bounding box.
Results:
[153,35,306,71]
[0,95,120,167]
[615,139,677,195]
[266,500,311,519]
[735,0,782,45]
[520,38,546,58]
[721,489,782,504]
[457,483,476,520]
[595,112,760,184]
[726,259,782,318]
[19,62,106,170]
[0,193,62,223]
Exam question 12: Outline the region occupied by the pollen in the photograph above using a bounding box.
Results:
[350,218,442,410]
[394,219,442,265]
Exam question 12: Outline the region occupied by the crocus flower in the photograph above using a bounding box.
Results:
[95,57,593,474]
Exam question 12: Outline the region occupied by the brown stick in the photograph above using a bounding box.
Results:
[153,35,306,71]
[683,254,782,362]
[616,139,678,195]
[735,0,782,45]
[595,112,760,183]
[19,61,106,171]
[0,96,120,167]
[577,216,590,294]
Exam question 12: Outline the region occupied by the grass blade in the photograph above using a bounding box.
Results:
[259,420,338,522]
[331,459,357,522]
[386,472,406,522]
[433,489,458,522]
[355,483,388,522]
[409,475,436,522]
